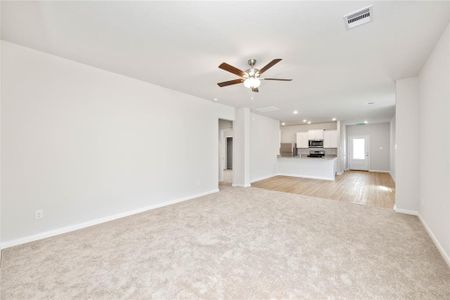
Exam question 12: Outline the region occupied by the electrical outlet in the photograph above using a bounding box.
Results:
[35,209,44,220]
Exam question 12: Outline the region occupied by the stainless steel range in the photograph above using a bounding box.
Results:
[307,150,325,158]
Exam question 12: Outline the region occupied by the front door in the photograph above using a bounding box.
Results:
[349,136,369,171]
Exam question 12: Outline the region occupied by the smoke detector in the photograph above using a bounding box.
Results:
[344,5,373,29]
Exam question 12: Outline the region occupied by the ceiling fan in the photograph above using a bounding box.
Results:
[217,58,292,92]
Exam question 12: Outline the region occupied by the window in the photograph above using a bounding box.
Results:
[352,138,365,160]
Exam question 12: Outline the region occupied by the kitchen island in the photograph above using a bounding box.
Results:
[277,156,338,181]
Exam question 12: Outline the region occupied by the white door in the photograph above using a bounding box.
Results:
[348,136,369,170]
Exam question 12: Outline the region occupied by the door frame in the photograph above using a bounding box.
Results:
[348,135,370,171]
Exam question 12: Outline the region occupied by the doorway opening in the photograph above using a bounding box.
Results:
[226,137,233,170]
[344,123,395,209]
[219,119,233,187]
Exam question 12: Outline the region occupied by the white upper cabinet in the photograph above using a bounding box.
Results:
[323,130,338,148]
[296,132,309,148]
[308,129,324,141]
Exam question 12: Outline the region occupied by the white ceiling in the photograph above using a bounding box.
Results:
[2,1,449,124]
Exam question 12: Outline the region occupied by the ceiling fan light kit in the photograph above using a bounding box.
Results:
[243,77,261,89]
[217,58,292,93]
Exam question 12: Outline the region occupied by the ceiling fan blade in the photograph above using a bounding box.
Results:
[262,78,293,81]
[258,59,282,74]
[251,88,259,93]
[218,62,246,77]
[217,78,244,87]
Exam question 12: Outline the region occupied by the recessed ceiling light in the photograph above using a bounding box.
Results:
[213,98,218,102]
[332,117,337,121]
[281,122,286,126]
[293,110,299,115]
[303,119,307,123]
[364,120,368,124]
[307,121,312,124]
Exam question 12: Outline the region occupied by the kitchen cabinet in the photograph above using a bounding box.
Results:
[296,132,309,148]
[323,130,338,148]
[308,129,324,141]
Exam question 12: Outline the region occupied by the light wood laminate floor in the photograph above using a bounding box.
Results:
[252,171,395,209]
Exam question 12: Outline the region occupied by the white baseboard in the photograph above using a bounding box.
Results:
[0,189,219,250]
[393,205,418,216]
[418,214,450,268]
[276,173,335,181]
[369,169,390,173]
[389,171,396,183]
[250,174,276,183]
[232,183,251,188]
[391,206,449,268]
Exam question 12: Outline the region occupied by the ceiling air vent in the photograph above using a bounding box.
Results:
[344,5,373,29]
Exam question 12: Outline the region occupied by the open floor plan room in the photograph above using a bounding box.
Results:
[1,1,449,299]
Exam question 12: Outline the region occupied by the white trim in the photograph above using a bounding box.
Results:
[232,183,251,188]
[369,169,390,173]
[393,205,418,216]
[389,171,396,183]
[0,189,219,250]
[250,174,276,183]
[418,214,450,268]
[276,173,335,181]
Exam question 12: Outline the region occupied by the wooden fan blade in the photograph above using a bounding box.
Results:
[218,63,246,77]
[217,78,244,87]
[262,78,293,81]
[252,88,259,93]
[258,59,282,74]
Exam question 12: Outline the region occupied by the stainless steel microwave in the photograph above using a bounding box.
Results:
[308,140,324,148]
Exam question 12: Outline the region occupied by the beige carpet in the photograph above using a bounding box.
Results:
[1,187,449,299]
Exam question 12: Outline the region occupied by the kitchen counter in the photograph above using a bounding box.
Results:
[277,156,337,180]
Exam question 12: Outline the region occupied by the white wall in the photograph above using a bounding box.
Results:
[233,107,250,187]
[389,115,396,181]
[418,23,450,263]
[346,122,391,172]
[337,121,347,174]
[1,41,234,244]
[0,41,2,251]
[280,122,337,143]
[250,113,279,182]
[395,77,420,213]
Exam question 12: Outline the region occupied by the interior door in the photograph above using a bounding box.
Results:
[348,136,369,170]
[226,137,233,170]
